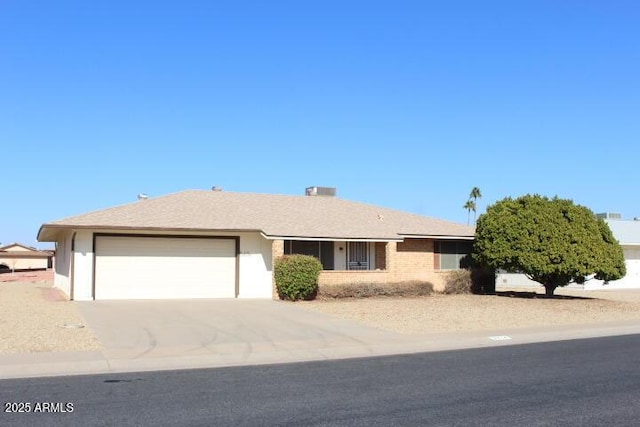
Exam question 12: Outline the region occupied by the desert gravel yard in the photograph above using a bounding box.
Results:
[0,276,102,354]
[299,289,640,334]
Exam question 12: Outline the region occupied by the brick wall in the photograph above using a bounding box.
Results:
[319,270,390,286]
[395,239,434,272]
[271,239,284,299]
[396,238,430,252]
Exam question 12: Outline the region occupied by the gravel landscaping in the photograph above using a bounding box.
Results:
[299,288,640,334]
[0,276,102,354]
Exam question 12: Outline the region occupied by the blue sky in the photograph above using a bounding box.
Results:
[2,1,639,249]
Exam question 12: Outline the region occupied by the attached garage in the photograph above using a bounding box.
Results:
[94,235,238,300]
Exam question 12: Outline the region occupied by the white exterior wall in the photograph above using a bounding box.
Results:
[61,229,273,300]
[237,232,274,298]
[495,271,542,288]
[584,246,640,290]
[72,230,95,301]
[53,231,73,297]
[496,271,584,290]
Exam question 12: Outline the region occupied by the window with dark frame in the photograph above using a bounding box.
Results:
[283,240,335,270]
[435,240,473,270]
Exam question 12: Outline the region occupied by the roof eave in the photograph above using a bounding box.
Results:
[37,224,265,241]
[397,233,475,240]
[37,225,60,242]
[261,233,403,242]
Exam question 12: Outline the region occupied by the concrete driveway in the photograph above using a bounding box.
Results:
[76,299,411,372]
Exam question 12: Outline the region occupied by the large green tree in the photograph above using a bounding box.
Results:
[472,194,626,296]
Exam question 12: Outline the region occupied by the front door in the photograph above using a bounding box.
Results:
[348,242,369,270]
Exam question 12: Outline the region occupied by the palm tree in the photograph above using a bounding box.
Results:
[470,187,482,201]
[469,187,482,223]
[463,199,476,225]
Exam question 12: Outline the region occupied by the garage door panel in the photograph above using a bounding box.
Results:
[95,236,236,300]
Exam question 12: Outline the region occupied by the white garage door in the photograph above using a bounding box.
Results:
[94,236,236,300]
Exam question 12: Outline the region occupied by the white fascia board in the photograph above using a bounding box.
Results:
[398,234,475,240]
[260,233,401,242]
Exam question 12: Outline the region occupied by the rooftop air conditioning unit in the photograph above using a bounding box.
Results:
[305,186,337,197]
[595,212,622,220]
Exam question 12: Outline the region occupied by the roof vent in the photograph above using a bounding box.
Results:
[595,212,622,220]
[305,186,337,197]
[137,193,149,200]
[211,186,223,191]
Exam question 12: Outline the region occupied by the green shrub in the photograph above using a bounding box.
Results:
[274,255,323,301]
[442,270,473,294]
[318,281,434,299]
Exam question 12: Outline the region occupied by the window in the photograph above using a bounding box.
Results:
[284,240,334,270]
[435,240,472,270]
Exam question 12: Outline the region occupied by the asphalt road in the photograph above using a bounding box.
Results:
[2,334,640,426]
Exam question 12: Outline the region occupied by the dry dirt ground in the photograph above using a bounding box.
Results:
[299,287,640,335]
[0,271,102,354]
[1,272,640,353]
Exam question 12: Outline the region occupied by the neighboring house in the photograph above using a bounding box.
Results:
[0,243,53,272]
[37,188,475,301]
[496,216,640,290]
[583,219,640,290]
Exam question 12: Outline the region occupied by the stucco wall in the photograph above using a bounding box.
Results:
[53,231,73,297]
[237,232,274,298]
[73,230,95,300]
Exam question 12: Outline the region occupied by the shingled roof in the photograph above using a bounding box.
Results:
[38,190,474,242]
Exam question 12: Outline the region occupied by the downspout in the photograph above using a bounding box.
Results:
[70,231,76,301]
[235,236,240,298]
